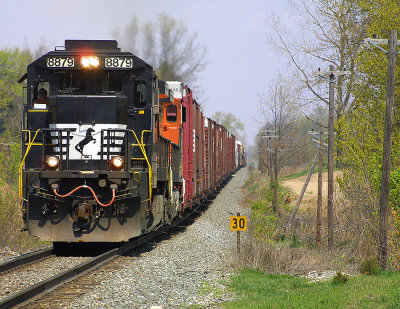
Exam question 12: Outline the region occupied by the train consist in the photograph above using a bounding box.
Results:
[19,40,245,244]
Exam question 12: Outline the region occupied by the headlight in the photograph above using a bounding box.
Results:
[89,56,99,67]
[46,156,60,169]
[80,56,99,69]
[110,156,124,170]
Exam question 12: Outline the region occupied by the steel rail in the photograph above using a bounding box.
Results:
[0,206,199,309]
[0,248,53,274]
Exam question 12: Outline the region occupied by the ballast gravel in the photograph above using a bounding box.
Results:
[68,167,250,309]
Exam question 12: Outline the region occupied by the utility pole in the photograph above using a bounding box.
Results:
[261,130,278,212]
[366,31,399,269]
[314,67,350,249]
[327,65,335,249]
[317,130,324,248]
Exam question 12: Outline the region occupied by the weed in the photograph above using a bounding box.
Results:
[359,256,381,275]
[332,272,349,285]
[289,234,302,248]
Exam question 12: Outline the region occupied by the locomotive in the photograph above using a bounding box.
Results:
[18,40,244,244]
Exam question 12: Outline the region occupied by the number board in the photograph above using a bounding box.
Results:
[230,216,247,231]
[105,57,133,68]
[47,57,74,68]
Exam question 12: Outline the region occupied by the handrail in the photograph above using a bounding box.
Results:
[129,129,152,206]
[19,129,41,202]
[141,129,153,203]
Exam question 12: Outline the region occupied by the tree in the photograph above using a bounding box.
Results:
[211,112,245,142]
[0,48,32,184]
[267,0,367,131]
[113,14,208,86]
[258,76,308,211]
[337,0,400,268]
[258,76,312,172]
[0,48,32,136]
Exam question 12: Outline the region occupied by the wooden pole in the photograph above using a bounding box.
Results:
[328,65,335,249]
[273,140,278,213]
[378,30,397,269]
[268,138,273,183]
[316,130,323,248]
[288,151,319,226]
[237,212,241,254]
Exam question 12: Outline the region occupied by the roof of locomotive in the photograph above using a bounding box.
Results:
[26,39,153,72]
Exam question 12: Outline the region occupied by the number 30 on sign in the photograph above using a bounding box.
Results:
[230,216,247,231]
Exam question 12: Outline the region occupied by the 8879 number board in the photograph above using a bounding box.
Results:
[47,57,74,68]
[105,57,133,68]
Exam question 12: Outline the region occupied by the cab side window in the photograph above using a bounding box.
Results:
[166,104,177,122]
[32,82,50,109]
[134,81,147,108]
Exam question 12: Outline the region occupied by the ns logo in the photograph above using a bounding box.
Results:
[75,127,96,155]
[50,123,126,160]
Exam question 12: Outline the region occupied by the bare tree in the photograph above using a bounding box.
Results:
[259,75,307,172]
[267,0,367,119]
[258,76,308,211]
[113,14,208,86]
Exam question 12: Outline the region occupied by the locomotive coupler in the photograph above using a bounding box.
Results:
[72,201,95,233]
[72,201,93,223]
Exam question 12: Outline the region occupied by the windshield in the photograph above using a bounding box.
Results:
[59,71,123,95]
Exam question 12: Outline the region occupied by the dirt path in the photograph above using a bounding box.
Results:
[281,171,342,212]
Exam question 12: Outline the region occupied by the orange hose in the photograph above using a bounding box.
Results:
[53,185,116,207]
[86,186,116,207]
[53,185,84,198]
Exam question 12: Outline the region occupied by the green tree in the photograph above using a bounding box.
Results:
[0,48,32,184]
[336,0,400,264]
[0,48,32,136]
[211,112,245,142]
[338,0,400,202]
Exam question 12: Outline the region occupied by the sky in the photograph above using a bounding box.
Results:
[1,0,293,147]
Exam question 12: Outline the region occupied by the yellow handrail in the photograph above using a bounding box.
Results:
[129,130,152,206]
[19,129,40,201]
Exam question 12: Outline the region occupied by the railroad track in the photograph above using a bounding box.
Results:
[0,248,53,275]
[0,204,206,309]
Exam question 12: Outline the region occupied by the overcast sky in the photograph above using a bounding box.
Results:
[1,0,294,146]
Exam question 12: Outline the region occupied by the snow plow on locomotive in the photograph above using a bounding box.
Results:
[19,40,242,244]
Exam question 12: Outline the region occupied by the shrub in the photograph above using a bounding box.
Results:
[359,256,381,275]
[332,272,349,285]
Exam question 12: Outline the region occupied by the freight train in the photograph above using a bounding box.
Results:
[18,40,245,244]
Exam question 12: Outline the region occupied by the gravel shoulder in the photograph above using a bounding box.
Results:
[67,167,250,309]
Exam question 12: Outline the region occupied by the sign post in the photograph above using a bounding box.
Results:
[230,212,247,253]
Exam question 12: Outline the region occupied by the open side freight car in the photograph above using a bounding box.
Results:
[18,40,242,244]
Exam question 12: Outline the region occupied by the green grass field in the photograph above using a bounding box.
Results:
[223,269,400,308]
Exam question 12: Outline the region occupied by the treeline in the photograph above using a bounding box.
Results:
[0,48,32,184]
[255,0,400,268]
[0,48,33,245]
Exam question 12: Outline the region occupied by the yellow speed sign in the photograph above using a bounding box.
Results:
[230,216,247,231]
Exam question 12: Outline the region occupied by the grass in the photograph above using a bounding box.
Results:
[223,269,400,308]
